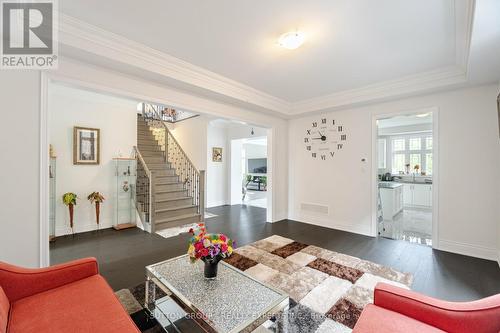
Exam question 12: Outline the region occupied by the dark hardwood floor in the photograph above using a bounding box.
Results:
[50,205,500,301]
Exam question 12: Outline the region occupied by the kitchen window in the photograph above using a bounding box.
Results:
[391,134,433,175]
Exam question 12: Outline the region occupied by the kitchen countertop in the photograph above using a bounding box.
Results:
[379,180,432,187]
[378,182,403,189]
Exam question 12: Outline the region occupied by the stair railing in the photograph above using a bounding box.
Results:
[134,146,156,232]
[142,113,205,221]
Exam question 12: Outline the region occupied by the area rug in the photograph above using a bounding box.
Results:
[155,223,198,240]
[116,235,413,332]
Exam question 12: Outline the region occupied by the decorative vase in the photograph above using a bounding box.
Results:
[68,204,74,229]
[202,256,221,279]
[95,202,100,228]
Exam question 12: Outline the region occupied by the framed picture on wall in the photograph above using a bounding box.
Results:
[212,147,222,162]
[73,126,100,165]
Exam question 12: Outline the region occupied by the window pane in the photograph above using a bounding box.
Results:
[409,138,421,150]
[426,137,433,150]
[426,153,433,175]
[392,154,405,174]
[410,154,421,172]
[393,139,405,151]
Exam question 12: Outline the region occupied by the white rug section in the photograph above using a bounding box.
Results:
[156,223,198,239]
[300,276,352,314]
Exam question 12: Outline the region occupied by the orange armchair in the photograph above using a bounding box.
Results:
[0,258,139,333]
[354,283,500,333]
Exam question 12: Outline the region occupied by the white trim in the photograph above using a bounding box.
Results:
[290,214,373,237]
[57,1,475,116]
[431,111,440,249]
[39,72,50,268]
[292,67,466,115]
[59,15,291,114]
[206,201,229,208]
[266,128,274,222]
[56,223,113,236]
[439,239,498,262]
[371,107,439,245]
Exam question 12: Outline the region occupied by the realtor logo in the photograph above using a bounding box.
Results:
[1,0,58,69]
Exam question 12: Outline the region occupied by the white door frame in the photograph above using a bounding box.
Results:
[39,72,276,266]
[371,107,439,248]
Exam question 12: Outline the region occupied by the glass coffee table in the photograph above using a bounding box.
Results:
[145,255,289,333]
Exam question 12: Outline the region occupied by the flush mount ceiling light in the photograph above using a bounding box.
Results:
[278,31,305,50]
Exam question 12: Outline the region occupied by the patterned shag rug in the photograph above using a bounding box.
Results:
[116,235,413,332]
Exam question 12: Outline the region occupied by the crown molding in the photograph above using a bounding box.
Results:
[58,0,474,117]
[58,14,292,114]
[290,66,467,115]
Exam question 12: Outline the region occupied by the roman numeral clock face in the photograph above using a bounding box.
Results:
[304,117,347,160]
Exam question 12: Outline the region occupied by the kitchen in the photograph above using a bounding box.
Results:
[377,112,434,246]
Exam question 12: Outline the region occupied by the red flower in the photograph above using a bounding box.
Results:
[194,242,203,251]
[188,228,194,234]
[219,234,227,242]
[221,243,228,252]
[200,248,209,257]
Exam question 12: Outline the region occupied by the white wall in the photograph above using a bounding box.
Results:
[50,59,288,223]
[244,142,267,160]
[207,122,229,207]
[0,71,41,267]
[167,116,209,171]
[49,84,138,235]
[497,81,500,266]
[289,84,500,261]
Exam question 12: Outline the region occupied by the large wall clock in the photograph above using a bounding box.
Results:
[304,117,347,160]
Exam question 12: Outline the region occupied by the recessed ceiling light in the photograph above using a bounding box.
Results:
[278,31,305,50]
[416,113,430,118]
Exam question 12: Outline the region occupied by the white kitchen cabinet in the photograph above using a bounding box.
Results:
[402,183,432,208]
[403,184,412,206]
[380,185,403,220]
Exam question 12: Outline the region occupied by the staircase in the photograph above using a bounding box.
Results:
[135,114,204,233]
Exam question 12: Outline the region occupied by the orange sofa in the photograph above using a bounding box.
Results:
[0,258,140,333]
[353,283,500,333]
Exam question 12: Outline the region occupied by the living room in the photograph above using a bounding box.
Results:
[1,1,500,333]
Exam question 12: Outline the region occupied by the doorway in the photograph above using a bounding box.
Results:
[374,110,438,246]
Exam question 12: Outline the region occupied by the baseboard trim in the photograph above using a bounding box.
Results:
[56,222,114,236]
[289,214,373,237]
[207,201,228,208]
[438,239,498,262]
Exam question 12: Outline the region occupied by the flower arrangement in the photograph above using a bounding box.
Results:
[62,192,77,232]
[87,192,105,228]
[187,223,235,263]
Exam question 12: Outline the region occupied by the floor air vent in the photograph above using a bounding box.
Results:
[300,203,329,215]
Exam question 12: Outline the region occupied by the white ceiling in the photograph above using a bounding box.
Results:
[61,0,457,102]
[58,0,500,117]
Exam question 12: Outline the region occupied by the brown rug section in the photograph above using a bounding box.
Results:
[307,258,364,283]
[326,298,363,329]
[271,241,309,258]
[223,252,258,271]
[117,235,413,333]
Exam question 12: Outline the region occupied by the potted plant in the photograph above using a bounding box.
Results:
[62,193,77,233]
[87,192,105,229]
[187,224,235,279]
